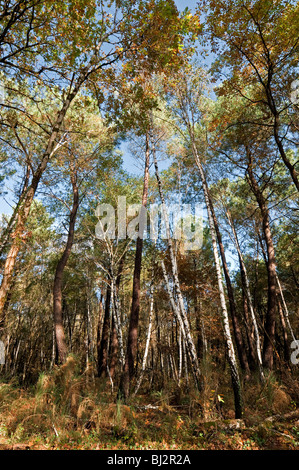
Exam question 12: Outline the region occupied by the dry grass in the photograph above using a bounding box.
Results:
[0,358,298,450]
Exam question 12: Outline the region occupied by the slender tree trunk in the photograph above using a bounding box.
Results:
[272,115,299,191]
[277,298,290,362]
[191,142,243,418]
[259,234,296,364]
[206,185,250,376]
[160,259,201,389]
[98,284,111,378]
[50,325,56,370]
[226,210,264,382]
[261,78,299,190]
[85,298,93,372]
[133,282,154,395]
[178,326,183,379]
[109,259,125,378]
[155,302,164,388]
[53,164,79,364]
[182,337,189,386]
[240,261,258,367]
[96,293,104,351]
[193,258,207,361]
[118,133,150,400]
[152,140,201,390]
[109,315,118,380]
[275,274,296,343]
[247,153,277,370]
[169,338,179,384]
[112,257,126,368]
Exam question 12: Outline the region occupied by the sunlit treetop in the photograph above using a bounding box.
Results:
[198,0,299,105]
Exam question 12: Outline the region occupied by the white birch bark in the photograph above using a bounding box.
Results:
[178,327,182,379]
[191,142,243,417]
[182,336,189,385]
[110,276,125,368]
[152,140,201,390]
[276,274,296,343]
[133,283,155,395]
[201,318,208,360]
[226,211,265,382]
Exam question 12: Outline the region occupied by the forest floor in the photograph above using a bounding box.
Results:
[0,359,298,450]
[0,406,298,450]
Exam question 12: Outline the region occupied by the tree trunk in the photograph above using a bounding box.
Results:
[98,284,111,378]
[226,210,264,382]
[277,298,290,362]
[275,273,296,343]
[247,153,277,370]
[53,165,79,364]
[109,259,125,378]
[112,257,126,368]
[133,281,154,395]
[96,294,103,364]
[118,133,150,400]
[240,261,258,367]
[109,315,118,380]
[272,113,299,191]
[152,140,202,390]
[191,142,243,418]
[206,185,250,376]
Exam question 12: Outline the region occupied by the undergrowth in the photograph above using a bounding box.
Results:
[0,356,298,450]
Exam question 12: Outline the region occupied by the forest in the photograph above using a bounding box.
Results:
[0,0,298,452]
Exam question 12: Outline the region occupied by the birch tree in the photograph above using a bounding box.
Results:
[164,67,243,417]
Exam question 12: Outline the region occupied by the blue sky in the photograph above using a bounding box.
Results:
[176,0,197,11]
[0,186,13,216]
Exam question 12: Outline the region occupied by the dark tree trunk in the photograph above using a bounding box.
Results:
[240,259,258,369]
[118,133,150,400]
[96,294,104,368]
[98,284,111,378]
[277,298,290,362]
[247,152,277,370]
[109,316,118,380]
[271,108,299,191]
[109,258,124,379]
[53,164,79,364]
